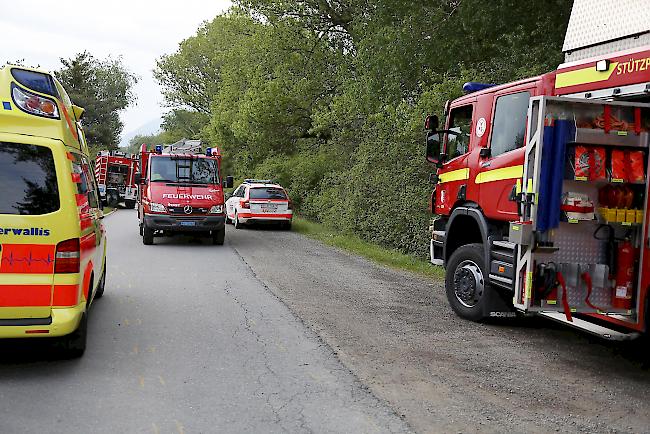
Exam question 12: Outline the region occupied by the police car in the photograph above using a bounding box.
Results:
[0,65,107,357]
[225,180,293,229]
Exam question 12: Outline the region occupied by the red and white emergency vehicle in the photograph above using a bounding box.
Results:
[94,150,139,208]
[225,180,293,229]
[136,139,234,245]
[426,0,650,339]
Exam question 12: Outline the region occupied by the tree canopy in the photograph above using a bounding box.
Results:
[55,52,138,150]
[154,1,572,256]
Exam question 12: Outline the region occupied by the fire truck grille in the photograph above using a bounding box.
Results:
[167,206,209,215]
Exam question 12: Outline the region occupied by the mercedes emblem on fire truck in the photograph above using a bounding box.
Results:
[184,205,193,214]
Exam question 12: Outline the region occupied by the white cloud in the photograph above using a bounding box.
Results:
[0,0,231,141]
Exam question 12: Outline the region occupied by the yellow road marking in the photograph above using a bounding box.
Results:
[151,423,160,434]
[175,420,185,434]
[139,376,145,388]
[158,376,166,386]
[132,345,139,355]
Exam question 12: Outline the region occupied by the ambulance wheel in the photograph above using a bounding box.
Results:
[213,227,225,245]
[143,227,154,245]
[282,221,292,231]
[234,212,244,229]
[445,243,488,322]
[94,262,106,299]
[124,200,136,209]
[59,313,87,358]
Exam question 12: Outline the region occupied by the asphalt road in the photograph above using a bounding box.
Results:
[0,210,410,434]
[2,210,650,434]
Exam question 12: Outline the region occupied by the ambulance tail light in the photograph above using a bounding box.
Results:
[240,200,250,209]
[11,84,59,119]
[55,238,80,274]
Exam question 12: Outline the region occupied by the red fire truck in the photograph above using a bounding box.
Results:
[136,139,233,245]
[426,1,650,339]
[95,150,139,208]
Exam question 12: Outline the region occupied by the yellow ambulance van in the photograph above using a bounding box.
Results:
[0,65,107,357]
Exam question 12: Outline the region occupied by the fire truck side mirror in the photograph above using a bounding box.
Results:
[424,114,439,132]
[426,131,444,165]
[224,175,234,189]
[134,173,142,184]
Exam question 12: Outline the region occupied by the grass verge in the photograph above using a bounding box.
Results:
[292,217,445,279]
[103,206,115,215]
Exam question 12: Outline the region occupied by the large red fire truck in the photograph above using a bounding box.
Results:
[426,1,650,339]
[136,139,233,245]
[95,150,139,208]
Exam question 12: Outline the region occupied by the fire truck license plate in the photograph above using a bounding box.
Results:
[180,221,196,226]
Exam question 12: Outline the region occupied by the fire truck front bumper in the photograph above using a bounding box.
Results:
[144,214,225,232]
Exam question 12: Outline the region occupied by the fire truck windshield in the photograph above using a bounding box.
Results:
[150,156,219,185]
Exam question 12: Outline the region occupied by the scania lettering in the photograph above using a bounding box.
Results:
[136,139,234,245]
[425,0,650,340]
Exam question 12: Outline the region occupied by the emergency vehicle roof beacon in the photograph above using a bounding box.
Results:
[0,64,107,357]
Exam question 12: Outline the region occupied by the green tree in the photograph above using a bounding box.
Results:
[55,52,138,150]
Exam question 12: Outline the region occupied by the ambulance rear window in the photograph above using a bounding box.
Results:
[249,187,287,200]
[11,68,58,98]
[0,143,60,215]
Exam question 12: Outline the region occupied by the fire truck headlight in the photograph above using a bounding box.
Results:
[209,205,223,214]
[149,202,166,213]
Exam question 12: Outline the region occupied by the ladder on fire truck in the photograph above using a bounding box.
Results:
[162,139,204,182]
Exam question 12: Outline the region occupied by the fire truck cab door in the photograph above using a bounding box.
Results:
[436,104,474,215]
[477,89,532,220]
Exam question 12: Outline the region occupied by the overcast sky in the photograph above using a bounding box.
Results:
[1,0,231,142]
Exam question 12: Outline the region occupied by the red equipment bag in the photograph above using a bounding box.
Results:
[628,150,646,183]
[574,146,606,181]
[611,150,647,183]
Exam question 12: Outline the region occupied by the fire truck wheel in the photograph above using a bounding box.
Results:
[124,200,136,209]
[212,228,225,245]
[106,190,120,207]
[94,261,106,299]
[58,313,87,358]
[445,243,488,322]
[143,227,154,245]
